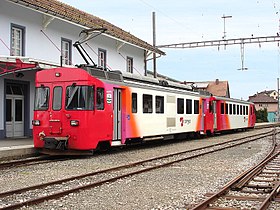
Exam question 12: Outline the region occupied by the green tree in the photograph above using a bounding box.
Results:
[256,108,268,123]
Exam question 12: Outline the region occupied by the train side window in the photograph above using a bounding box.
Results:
[186,99,192,114]
[229,104,232,115]
[132,93,137,113]
[243,106,246,115]
[209,101,213,113]
[143,94,153,113]
[177,98,184,114]
[225,103,228,114]
[233,104,236,115]
[221,102,225,114]
[246,106,248,115]
[156,96,164,113]
[53,86,62,111]
[96,88,104,110]
[237,105,239,115]
[194,100,199,114]
[240,105,243,115]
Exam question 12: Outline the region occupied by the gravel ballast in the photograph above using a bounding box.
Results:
[0,128,274,209]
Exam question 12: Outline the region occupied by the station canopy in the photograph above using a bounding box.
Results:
[0,56,60,77]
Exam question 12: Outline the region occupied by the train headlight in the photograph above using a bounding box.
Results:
[32,120,40,126]
[70,120,79,126]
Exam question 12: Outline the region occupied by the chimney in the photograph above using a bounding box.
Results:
[215,79,219,85]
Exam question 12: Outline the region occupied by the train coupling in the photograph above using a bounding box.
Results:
[43,136,69,150]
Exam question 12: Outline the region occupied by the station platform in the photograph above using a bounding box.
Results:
[0,138,36,160]
[0,122,279,160]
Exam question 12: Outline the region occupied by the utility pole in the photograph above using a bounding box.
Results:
[277,78,279,122]
[152,12,157,78]
[221,14,232,39]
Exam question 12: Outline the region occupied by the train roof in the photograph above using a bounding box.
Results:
[78,66,253,105]
[214,96,253,105]
[80,65,194,91]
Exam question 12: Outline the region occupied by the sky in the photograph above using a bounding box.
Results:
[59,0,280,100]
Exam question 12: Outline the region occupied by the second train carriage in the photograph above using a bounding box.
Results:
[32,66,256,152]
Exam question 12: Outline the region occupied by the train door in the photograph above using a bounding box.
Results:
[6,95,24,137]
[200,99,205,133]
[113,88,122,145]
[213,100,217,130]
[49,85,63,135]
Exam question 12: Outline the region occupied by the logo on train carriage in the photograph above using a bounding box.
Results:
[180,117,191,126]
[106,91,112,104]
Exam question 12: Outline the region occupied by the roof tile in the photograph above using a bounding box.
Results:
[7,0,165,55]
[249,93,278,103]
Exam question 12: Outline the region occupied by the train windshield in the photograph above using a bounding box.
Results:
[66,85,94,110]
[34,87,50,111]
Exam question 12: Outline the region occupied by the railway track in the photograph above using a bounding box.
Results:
[0,155,72,169]
[0,130,274,210]
[191,129,280,210]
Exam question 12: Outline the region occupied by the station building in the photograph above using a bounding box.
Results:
[0,0,164,139]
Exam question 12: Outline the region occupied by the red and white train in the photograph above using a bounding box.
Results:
[32,66,256,153]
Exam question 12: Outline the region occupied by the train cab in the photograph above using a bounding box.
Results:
[32,67,113,152]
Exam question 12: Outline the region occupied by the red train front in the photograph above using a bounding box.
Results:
[33,67,113,152]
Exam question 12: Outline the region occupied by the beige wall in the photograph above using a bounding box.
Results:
[255,103,278,112]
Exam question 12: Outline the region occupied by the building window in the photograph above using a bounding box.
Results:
[98,48,107,69]
[61,38,72,65]
[11,24,25,56]
[156,96,164,113]
[127,57,133,73]
[177,98,184,114]
[143,94,153,113]
[132,93,137,113]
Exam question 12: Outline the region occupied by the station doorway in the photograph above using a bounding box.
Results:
[5,82,28,138]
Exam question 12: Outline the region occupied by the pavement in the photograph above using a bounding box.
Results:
[0,122,279,160]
